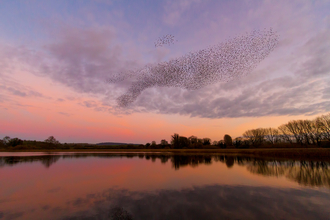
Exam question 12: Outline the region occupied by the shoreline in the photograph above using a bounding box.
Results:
[1,148,330,161]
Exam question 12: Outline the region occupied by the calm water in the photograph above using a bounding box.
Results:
[0,152,330,220]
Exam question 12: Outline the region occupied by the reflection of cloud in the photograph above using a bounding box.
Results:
[47,187,62,193]
[61,185,330,220]
[2,211,25,220]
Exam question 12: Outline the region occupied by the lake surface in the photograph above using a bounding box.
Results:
[0,152,330,220]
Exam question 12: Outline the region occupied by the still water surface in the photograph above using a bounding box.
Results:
[0,152,330,219]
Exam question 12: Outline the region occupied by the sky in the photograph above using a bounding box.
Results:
[0,0,330,144]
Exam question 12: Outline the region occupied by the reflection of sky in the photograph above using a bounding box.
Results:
[1,154,330,219]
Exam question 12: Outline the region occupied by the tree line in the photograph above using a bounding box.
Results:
[145,133,234,149]
[240,113,330,147]
[147,113,330,148]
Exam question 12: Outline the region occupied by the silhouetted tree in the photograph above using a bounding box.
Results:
[151,141,156,146]
[188,135,198,145]
[224,134,233,146]
[145,143,150,147]
[218,140,225,148]
[202,138,211,145]
[0,139,4,148]
[233,137,243,148]
[8,138,23,147]
[179,136,190,148]
[45,136,60,145]
[160,139,168,145]
[171,133,180,148]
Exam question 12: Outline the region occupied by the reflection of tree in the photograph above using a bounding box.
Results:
[246,159,330,187]
[159,155,170,164]
[225,156,234,168]
[109,206,133,220]
[0,156,61,168]
[171,155,212,170]
[286,161,330,187]
[1,153,330,187]
[246,160,289,177]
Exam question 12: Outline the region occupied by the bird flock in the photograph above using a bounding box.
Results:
[110,28,279,107]
[154,34,176,47]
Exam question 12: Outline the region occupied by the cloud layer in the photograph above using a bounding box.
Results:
[1,0,329,119]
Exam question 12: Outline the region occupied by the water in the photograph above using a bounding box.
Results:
[0,152,329,220]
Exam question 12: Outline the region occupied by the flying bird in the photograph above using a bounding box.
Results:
[109,29,279,107]
[154,34,177,47]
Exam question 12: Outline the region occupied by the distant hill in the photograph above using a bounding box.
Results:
[96,142,140,146]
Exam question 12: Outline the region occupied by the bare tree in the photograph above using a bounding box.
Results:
[264,128,279,144]
[311,118,323,145]
[278,124,293,143]
[316,113,330,141]
[243,128,265,146]
[296,120,318,145]
[278,121,305,144]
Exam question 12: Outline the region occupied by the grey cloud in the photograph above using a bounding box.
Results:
[81,100,98,108]
[43,26,142,97]
[0,85,26,97]
[130,75,329,118]
[1,211,25,220]
[0,83,45,99]
[8,88,26,97]
[294,30,330,78]
[58,112,72,116]
[323,86,330,100]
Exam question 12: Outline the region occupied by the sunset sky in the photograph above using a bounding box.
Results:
[0,0,329,144]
